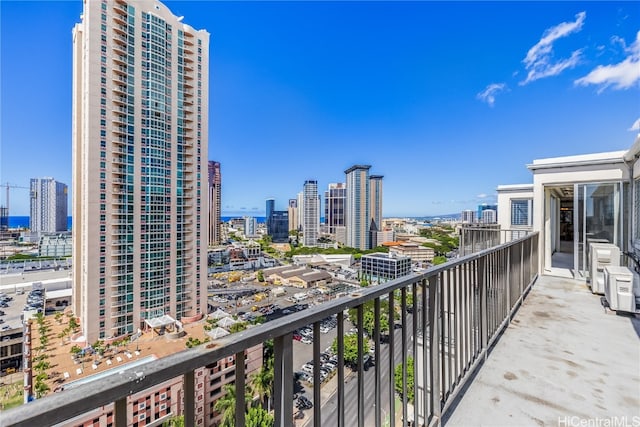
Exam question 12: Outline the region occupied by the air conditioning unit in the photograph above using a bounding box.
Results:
[589,243,620,294]
[604,266,637,313]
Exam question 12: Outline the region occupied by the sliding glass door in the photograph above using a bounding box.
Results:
[573,182,623,280]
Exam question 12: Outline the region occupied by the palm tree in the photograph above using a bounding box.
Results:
[214,383,254,427]
[251,360,274,412]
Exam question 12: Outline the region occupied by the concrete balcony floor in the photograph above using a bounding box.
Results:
[446,275,640,426]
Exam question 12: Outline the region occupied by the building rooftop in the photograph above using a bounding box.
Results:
[446,274,640,426]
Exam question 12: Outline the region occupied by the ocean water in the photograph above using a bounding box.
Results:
[8,216,72,230]
[7,216,267,230]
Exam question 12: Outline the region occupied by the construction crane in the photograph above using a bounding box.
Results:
[1,183,30,218]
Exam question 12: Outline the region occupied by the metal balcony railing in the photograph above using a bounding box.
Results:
[0,233,538,427]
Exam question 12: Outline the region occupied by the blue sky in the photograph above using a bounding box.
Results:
[1,1,639,217]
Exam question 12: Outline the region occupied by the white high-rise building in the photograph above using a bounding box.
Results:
[461,210,476,223]
[72,0,209,342]
[369,175,383,232]
[29,177,68,233]
[303,180,320,246]
[481,209,497,224]
[297,191,304,232]
[345,165,371,250]
[325,183,346,235]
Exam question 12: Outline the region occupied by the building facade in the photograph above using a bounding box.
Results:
[324,183,346,235]
[345,165,371,250]
[360,252,412,284]
[287,198,299,232]
[29,177,68,233]
[208,161,222,246]
[270,210,289,243]
[72,0,209,342]
[243,216,257,238]
[461,210,476,223]
[369,175,383,232]
[302,180,319,247]
[265,198,275,236]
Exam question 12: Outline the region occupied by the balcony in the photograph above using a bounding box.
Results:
[2,233,638,426]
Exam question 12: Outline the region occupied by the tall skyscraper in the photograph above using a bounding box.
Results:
[29,177,68,233]
[72,0,209,342]
[296,191,304,233]
[325,183,346,235]
[461,210,476,223]
[265,198,275,235]
[288,199,298,232]
[302,180,319,246]
[345,165,371,250]
[369,175,383,232]
[208,161,222,246]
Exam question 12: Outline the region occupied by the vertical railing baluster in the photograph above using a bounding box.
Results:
[412,282,419,427]
[337,311,345,427]
[357,304,365,427]
[235,351,246,427]
[401,287,408,427]
[479,257,488,359]
[421,278,428,425]
[183,370,195,426]
[388,290,395,427]
[274,333,293,427]
[115,396,127,427]
[374,297,381,427]
[428,274,441,427]
[313,321,321,426]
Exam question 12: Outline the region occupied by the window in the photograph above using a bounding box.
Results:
[511,199,532,227]
[634,178,640,241]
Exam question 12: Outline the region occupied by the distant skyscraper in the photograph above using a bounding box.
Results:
[296,192,304,232]
[481,209,497,224]
[345,165,371,250]
[369,175,383,232]
[208,161,222,246]
[266,198,275,235]
[29,177,68,233]
[288,199,298,232]
[325,183,346,235]
[270,210,289,243]
[243,216,257,237]
[478,203,498,223]
[72,0,209,342]
[461,210,476,223]
[0,207,7,231]
[303,180,320,246]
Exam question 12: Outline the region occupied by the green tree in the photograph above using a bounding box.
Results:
[229,322,247,333]
[331,334,369,367]
[348,300,390,337]
[162,415,185,427]
[394,356,415,403]
[256,270,264,282]
[70,345,82,357]
[68,316,79,333]
[34,360,51,373]
[34,378,50,398]
[251,359,274,411]
[54,312,64,324]
[214,384,254,427]
[246,406,274,427]
[432,256,447,265]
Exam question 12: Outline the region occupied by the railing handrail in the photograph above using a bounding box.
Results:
[0,232,539,427]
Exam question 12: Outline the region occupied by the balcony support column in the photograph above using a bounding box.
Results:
[274,333,293,427]
[429,274,441,427]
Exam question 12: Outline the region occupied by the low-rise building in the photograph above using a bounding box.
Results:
[263,265,332,288]
[388,242,435,263]
[360,252,412,284]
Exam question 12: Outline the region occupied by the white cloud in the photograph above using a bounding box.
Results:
[629,117,640,131]
[477,193,488,199]
[575,31,640,92]
[521,11,586,85]
[476,83,508,107]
